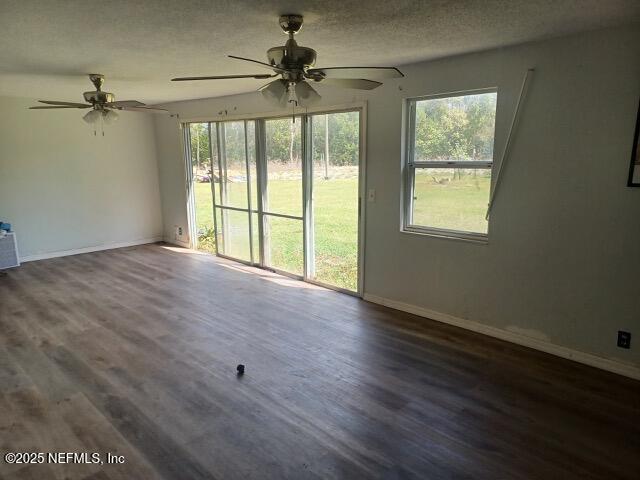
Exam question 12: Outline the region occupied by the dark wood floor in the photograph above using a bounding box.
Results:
[0,243,638,479]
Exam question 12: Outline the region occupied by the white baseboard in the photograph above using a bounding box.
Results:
[20,237,163,262]
[363,294,640,381]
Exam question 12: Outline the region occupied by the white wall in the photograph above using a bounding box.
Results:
[154,116,189,246]
[0,97,163,259]
[154,26,640,373]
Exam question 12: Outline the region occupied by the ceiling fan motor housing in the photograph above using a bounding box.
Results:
[83,90,115,105]
[267,44,317,81]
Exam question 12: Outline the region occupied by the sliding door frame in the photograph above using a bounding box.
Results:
[183,102,367,297]
[302,108,367,297]
[182,123,198,249]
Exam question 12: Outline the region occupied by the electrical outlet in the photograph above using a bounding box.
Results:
[178,227,183,236]
[617,331,631,349]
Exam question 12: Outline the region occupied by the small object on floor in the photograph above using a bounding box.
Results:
[236,364,245,375]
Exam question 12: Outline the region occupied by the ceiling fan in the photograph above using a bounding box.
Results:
[172,14,404,108]
[29,74,168,128]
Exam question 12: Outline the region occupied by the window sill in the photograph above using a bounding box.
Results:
[401,227,488,244]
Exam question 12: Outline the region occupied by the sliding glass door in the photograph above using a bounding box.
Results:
[187,122,216,254]
[309,112,360,292]
[186,109,363,294]
[262,118,304,276]
[214,121,255,263]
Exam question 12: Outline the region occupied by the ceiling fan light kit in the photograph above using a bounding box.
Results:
[260,78,289,107]
[294,81,321,106]
[82,109,102,124]
[172,14,404,109]
[83,109,119,125]
[103,109,119,125]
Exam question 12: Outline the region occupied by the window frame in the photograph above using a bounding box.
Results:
[402,88,498,243]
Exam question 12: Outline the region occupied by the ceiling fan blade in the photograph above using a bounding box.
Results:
[121,106,169,114]
[307,67,404,80]
[37,100,92,108]
[30,106,88,109]
[320,78,383,90]
[172,73,276,82]
[106,100,146,108]
[295,81,321,107]
[228,55,290,75]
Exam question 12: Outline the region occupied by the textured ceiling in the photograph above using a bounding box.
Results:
[0,0,638,104]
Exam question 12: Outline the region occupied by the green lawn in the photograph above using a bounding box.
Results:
[193,178,359,290]
[193,170,489,291]
[412,169,490,234]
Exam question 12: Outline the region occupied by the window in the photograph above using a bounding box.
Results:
[404,90,497,241]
